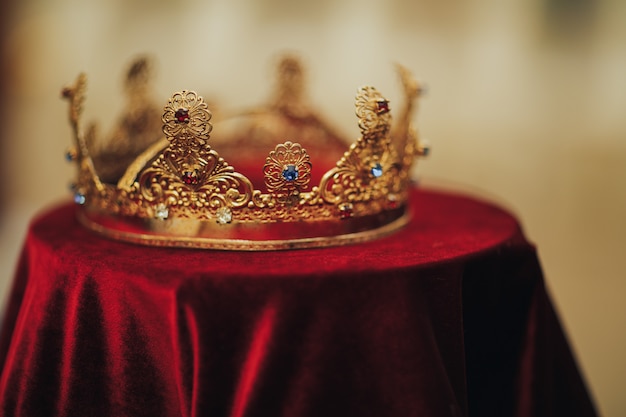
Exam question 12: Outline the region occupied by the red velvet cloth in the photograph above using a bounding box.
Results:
[0,188,596,417]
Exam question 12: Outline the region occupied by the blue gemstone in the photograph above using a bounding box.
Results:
[65,151,74,162]
[74,192,86,205]
[371,163,383,178]
[282,165,298,181]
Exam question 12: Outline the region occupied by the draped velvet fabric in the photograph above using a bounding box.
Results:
[0,188,596,417]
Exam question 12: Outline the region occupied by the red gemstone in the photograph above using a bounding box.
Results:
[175,108,190,123]
[182,171,198,185]
[339,205,354,219]
[376,100,390,114]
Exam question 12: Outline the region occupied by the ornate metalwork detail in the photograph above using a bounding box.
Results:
[356,86,391,142]
[263,141,312,198]
[319,86,398,210]
[135,91,254,219]
[162,91,212,144]
[91,57,163,183]
[62,58,428,250]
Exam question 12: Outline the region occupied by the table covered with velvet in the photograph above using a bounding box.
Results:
[0,188,596,417]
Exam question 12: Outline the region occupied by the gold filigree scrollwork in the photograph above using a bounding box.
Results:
[137,91,254,220]
[319,166,357,205]
[138,157,254,219]
[319,86,394,207]
[200,167,254,210]
[355,86,391,142]
[138,167,180,206]
[263,141,312,199]
[160,91,214,191]
[162,91,212,144]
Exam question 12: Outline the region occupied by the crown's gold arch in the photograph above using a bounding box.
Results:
[62,56,428,250]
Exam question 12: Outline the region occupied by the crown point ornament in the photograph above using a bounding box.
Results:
[376,100,390,114]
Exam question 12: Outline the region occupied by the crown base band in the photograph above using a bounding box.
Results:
[78,207,410,251]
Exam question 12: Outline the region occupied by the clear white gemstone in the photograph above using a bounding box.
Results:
[216,207,232,224]
[154,203,169,220]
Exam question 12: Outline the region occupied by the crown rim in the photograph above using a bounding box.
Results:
[77,204,410,251]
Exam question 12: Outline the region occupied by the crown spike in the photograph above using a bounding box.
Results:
[62,74,105,193]
[272,54,306,114]
[94,56,163,184]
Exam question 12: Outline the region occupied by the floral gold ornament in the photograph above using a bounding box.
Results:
[263,141,312,204]
[62,55,429,250]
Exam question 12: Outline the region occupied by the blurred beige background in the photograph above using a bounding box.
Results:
[1,0,624,415]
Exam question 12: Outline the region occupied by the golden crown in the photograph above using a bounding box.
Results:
[62,55,428,250]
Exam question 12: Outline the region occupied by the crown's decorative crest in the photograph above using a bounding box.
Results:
[62,55,429,250]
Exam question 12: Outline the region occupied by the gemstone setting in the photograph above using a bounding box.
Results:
[216,207,233,224]
[338,203,354,219]
[376,100,390,114]
[182,171,199,185]
[65,148,77,162]
[154,203,169,220]
[74,192,86,205]
[370,163,383,178]
[387,193,398,209]
[175,108,190,123]
[281,165,299,182]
